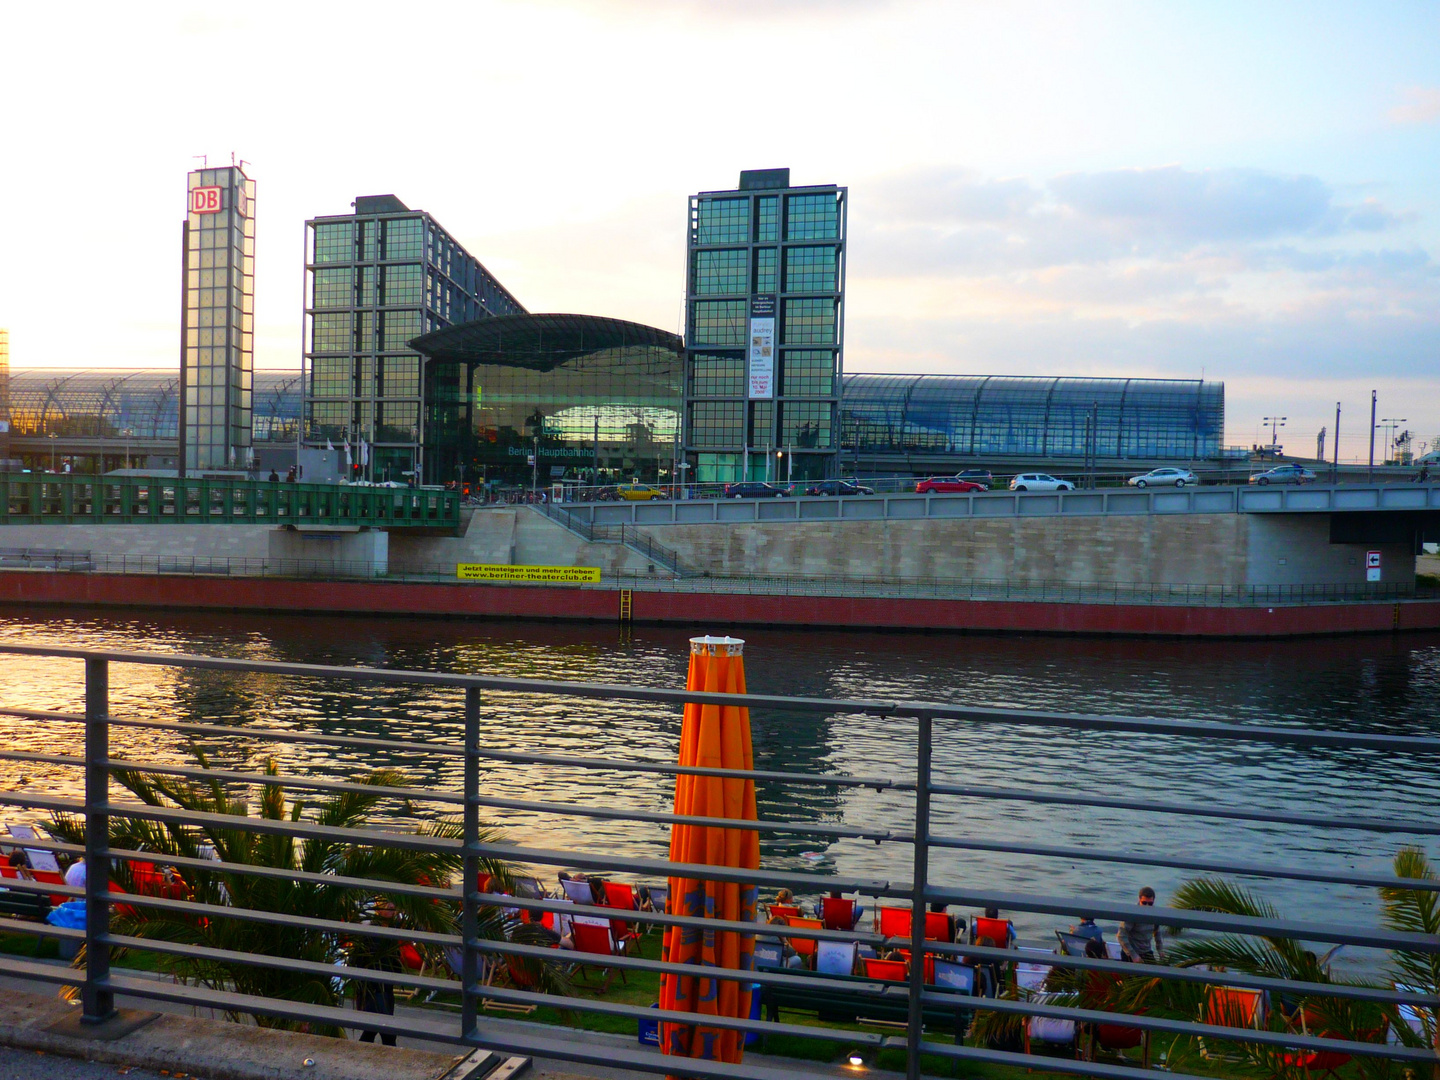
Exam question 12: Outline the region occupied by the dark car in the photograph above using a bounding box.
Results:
[956,469,993,489]
[1249,464,1316,486]
[723,482,788,498]
[804,480,876,497]
[914,476,986,494]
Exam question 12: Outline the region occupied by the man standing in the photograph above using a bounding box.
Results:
[1118,887,1164,963]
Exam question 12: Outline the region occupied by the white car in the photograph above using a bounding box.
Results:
[1009,473,1075,492]
[1127,468,1198,488]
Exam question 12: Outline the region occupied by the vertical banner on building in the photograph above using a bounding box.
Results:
[747,295,775,400]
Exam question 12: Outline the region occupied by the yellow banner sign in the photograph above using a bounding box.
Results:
[456,563,601,584]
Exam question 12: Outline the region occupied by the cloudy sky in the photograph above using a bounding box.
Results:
[1,0,1436,460]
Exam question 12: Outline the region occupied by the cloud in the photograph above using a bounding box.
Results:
[1388,86,1440,125]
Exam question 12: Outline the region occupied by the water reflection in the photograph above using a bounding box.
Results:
[0,607,1437,977]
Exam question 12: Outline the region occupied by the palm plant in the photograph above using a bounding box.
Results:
[1378,847,1440,1052]
[49,756,567,1030]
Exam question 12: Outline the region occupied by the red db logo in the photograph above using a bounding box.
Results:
[190,187,222,214]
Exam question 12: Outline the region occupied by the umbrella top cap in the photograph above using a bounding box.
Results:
[690,635,745,656]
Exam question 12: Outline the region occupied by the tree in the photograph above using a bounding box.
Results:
[50,757,565,1031]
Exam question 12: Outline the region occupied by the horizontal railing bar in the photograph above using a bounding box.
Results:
[0,956,85,987]
[468,937,890,994]
[468,982,888,1046]
[94,890,463,948]
[0,706,907,791]
[930,780,1440,835]
[101,974,834,1080]
[925,832,1440,891]
[6,642,1440,754]
[466,791,901,842]
[919,1040,1211,1080]
[0,917,85,941]
[104,933,459,995]
[921,986,1440,1063]
[473,841,898,896]
[460,746,906,791]
[917,940,1440,1007]
[473,891,886,945]
[924,886,1440,953]
[0,835,85,858]
[0,877,84,901]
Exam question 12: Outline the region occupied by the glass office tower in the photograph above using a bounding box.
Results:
[302,195,524,481]
[684,169,846,484]
[181,165,255,473]
[0,329,10,467]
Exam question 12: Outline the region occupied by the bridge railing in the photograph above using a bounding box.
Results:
[0,475,459,529]
[0,643,1436,1080]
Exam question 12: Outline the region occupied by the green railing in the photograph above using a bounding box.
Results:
[0,475,459,529]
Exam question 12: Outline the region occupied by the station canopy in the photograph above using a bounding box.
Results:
[410,313,683,371]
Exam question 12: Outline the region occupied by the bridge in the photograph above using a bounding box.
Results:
[0,474,458,531]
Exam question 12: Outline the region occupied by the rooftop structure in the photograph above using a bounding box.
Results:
[684,169,847,485]
[303,195,524,482]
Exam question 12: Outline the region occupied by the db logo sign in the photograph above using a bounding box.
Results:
[190,187,223,214]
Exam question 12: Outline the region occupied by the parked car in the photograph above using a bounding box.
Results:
[1249,464,1316,486]
[615,483,665,501]
[1127,467,1198,488]
[723,482,788,498]
[804,479,875,496]
[1008,473,1075,492]
[914,476,987,494]
[956,469,994,489]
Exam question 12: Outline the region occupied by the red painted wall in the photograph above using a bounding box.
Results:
[0,571,1435,638]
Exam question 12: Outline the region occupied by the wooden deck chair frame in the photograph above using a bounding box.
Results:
[1198,985,1265,1062]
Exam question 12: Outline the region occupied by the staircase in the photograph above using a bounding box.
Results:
[531,503,695,578]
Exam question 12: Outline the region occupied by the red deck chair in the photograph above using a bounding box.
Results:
[971,915,1011,946]
[601,881,641,954]
[1199,986,1264,1060]
[768,903,801,920]
[785,916,822,963]
[863,957,908,982]
[29,870,70,907]
[821,896,856,930]
[924,910,953,942]
[1082,970,1148,1065]
[1280,1007,1383,1080]
[876,905,912,939]
[897,949,937,985]
[572,918,626,991]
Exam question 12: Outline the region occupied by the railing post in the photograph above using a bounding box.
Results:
[906,711,933,1080]
[83,657,115,1024]
[461,685,481,1043]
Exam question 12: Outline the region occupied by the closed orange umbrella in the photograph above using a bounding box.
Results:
[659,635,761,1068]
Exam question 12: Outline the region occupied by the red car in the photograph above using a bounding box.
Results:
[914,476,986,494]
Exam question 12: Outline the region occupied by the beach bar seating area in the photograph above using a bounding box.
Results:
[0,641,1436,1080]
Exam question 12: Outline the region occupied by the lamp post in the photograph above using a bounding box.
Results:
[122,428,133,472]
[1262,416,1286,455]
[1332,402,1341,483]
[1368,390,1377,482]
[1379,419,1407,468]
[47,432,56,474]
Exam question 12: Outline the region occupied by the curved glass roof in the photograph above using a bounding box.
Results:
[840,374,1224,460]
[410,313,683,370]
[10,369,302,443]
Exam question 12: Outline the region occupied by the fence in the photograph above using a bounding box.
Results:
[0,643,1436,1079]
[0,475,458,530]
[0,550,1434,607]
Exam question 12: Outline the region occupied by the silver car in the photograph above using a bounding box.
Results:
[1009,473,1075,492]
[1249,464,1316,485]
[1127,467,1198,488]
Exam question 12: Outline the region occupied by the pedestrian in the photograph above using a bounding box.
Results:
[1071,915,1104,944]
[285,465,297,483]
[63,856,85,890]
[351,897,401,1046]
[1117,886,1165,964]
[268,468,279,483]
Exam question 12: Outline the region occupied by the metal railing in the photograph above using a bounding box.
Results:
[0,475,459,530]
[2,551,1434,607]
[534,503,694,577]
[0,643,1437,1080]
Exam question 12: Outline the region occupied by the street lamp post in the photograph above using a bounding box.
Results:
[1262,416,1287,455]
[1368,390,1377,482]
[122,428,133,472]
[47,432,56,474]
[1379,418,1407,468]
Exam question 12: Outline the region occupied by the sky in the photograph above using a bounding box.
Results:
[0,0,1437,461]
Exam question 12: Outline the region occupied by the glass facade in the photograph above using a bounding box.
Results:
[302,195,524,481]
[840,375,1225,466]
[684,171,846,483]
[411,315,683,487]
[0,329,9,465]
[182,166,255,472]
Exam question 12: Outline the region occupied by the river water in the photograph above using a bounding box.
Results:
[1,607,1437,974]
